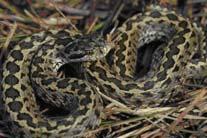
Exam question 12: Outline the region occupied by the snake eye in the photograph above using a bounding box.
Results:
[68,53,86,59]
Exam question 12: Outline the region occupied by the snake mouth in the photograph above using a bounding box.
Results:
[58,62,85,79]
[135,40,166,78]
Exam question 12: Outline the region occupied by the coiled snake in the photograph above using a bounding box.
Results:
[2,5,207,137]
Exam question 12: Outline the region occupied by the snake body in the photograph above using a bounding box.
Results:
[2,5,207,137]
[85,6,207,106]
[2,30,108,137]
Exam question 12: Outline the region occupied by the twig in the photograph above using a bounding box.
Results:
[101,0,124,34]
[0,22,17,68]
[3,23,17,49]
[46,1,90,16]
[24,10,47,29]
[86,17,98,34]
[169,88,207,132]
[50,0,79,32]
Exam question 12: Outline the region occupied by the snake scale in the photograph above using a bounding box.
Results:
[2,5,207,137]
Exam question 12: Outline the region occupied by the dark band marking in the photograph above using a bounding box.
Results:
[8,101,23,112]
[178,20,188,28]
[143,81,155,90]
[180,61,187,66]
[172,37,186,46]
[141,91,154,97]
[11,50,23,60]
[125,83,139,90]
[185,51,192,56]
[157,71,167,81]
[19,41,34,49]
[150,11,162,18]
[41,78,56,86]
[38,121,55,131]
[57,120,73,127]
[56,79,69,89]
[166,13,178,21]
[77,89,91,97]
[103,84,116,93]
[5,74,19,85]
[116,33,128,76]
[172,65,180,72]
[55,30,71,38]
[31,71,47,78]
[56,38,74,46]
[5,87,20,99]
[184,42,190,49]
[177,29,191,36]
[163,55,175,69]
[126,21,133,31]
[32,57,45,65]
[6,62,20,73]
[91,66,108,81]
[21,84,27,91]
[31,34,46,42]
[190,31,196,38]
[17,113,36,128]
[80,95,92,105]
[124,93,133,99]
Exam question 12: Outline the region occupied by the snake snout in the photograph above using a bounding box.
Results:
[67,50,89,62]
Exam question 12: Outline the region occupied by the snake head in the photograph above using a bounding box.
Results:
[63,34,111,63]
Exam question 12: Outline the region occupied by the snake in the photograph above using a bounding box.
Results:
[1,31,109,137]
[85,6,207,106]
[1,5,207,137]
